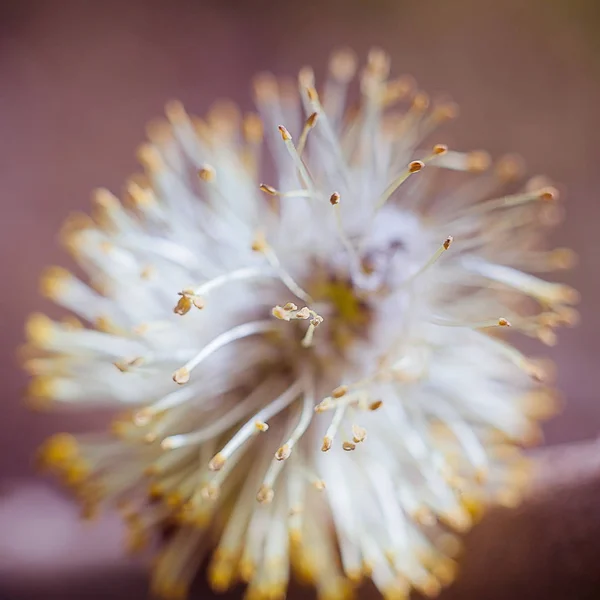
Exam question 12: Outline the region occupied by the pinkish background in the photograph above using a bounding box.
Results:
[1,0,600,598]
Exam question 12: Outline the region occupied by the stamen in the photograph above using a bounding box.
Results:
[206,379,304,470]
[329,48,358,83]
[161,377,283,450]
[332,385,348,399]
[463,257,580,307]
[375,160,425,211]
[258,184,312,199]
[330,192,362,269]
[301,83,352,188]
[424,144,449,163]
[381,75,415,107]
[198,164,217,183]
[301,313,324,348]
[400,236,453,288]
[278,125,316,193]
[430,316,511,329]
[458,186,558,217]
[175,267,274,314]
[431,149,492,173]
[324,48,357,123]
[255,238,313,304]
[271,303,323,348]
[275,372,315,461]
[296,112,319,156]
[172,320,274,384]
[321,405,348,451]
[352,424,367,443]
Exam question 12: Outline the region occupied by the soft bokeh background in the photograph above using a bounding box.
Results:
[1,0,600,598]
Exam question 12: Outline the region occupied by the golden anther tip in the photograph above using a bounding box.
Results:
[369,400,383,411]
[498,318,511,327]
[256,484,274,504]
[332,385,348,399]
[521,423,544,447]
[208,562,235,593]
[121,364,143,380]
[243,113,264,143]
[346,569,363,584]
[160,438,175,450]
[496,154,525,182]
[40,266,71,299]
[25,313,54,345]
[321,436,333,452]
[38,433,79,466]
[441,508,472,533]
[298,65,315,88]
[143,431,157,444]
[329,48,358,82]
[352,425,367,444]
[133,411,151,428]
[367,47,391,76]
[539,186,559,202]
[416,575,442,599]
[275,444,291,461]
[306,86,319,102]
[329,192,341,206]
[413,506,436,526]
[254,420,269,432]
[283,302,298,311]
[201,483,220,501]
[251,232,268,253]
[296,307,311,319]
[409,160,425,173]
[435,533,463,559]
[140,265,155,281]
[198,165,216,182]
[113,361,129,373]
[384,75,416,103]
[145,118,172,145]
[466,150,492,172]
[238,559,256,583]
[433,144,448,155]
[306,112,319,128]
[313,479,326,491]
[259,183,278,196]
[433,560,458,587]
[412,92,430,112]
[164,99,187,124]
[172,367,190,385]
[311,314,324,326]
[173,295,192,316]
[342,440,356,452]
[136,144,163,173]
[272,305,288,320]
[92,187,120,210]
[551,248,578,269]
[278,125,292,141]
[560,285,581,305]
[208,452,227,471]
[443,236,453,250]
[433,102,460,122]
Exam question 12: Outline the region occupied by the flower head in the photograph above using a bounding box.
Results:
[27,48,578,599]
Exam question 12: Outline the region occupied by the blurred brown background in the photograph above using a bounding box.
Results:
[1,0,599,598]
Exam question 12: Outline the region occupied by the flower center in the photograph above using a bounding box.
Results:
[310,273,373,352]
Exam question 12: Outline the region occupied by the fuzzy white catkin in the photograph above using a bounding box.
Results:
[28,48,578,600]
